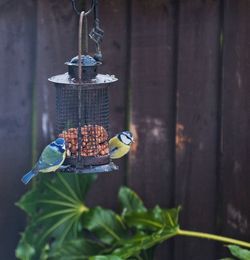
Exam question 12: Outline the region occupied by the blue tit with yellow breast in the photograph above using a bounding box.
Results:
[21,138,66,185]
[109,131,134,159]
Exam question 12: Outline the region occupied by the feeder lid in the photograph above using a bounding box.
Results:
[66,55,98,67]
[48,73,118,87]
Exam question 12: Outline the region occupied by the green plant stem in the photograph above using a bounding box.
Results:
[177,229,250,248]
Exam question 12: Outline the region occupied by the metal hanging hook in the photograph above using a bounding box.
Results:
[71,0,95,16]
[71,0,104,63]
[78,11,89,81]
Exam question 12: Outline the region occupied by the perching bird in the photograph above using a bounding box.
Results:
[21,138,66,185]
[109,131,134,159]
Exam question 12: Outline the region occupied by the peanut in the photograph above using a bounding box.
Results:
[59,124,109,158]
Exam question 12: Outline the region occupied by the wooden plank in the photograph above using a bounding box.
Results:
[128,0,176,210]
[218,0,250,257]
[86,0,129,209]
[128,1,177,258]
[174,1,221,259]
[0,1,36,258]
[35,0,78,152]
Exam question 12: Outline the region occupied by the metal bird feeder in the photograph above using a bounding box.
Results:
[49,1,118,174]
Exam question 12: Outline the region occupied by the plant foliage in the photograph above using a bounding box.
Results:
[16,175,180,260]
[16,173,96,259]
[16,175,250,260]
[227,245,250,260]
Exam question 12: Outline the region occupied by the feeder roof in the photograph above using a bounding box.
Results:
[68,55,97,67]
[48,73,118,87]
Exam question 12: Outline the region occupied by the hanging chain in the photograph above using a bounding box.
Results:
[89,0,104,61]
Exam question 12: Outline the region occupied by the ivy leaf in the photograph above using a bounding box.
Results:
[227,245,250,260]
[82,207,127,245]
[16,174,96,260]
[118,186,147,214]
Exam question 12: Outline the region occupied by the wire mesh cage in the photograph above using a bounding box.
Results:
[48,7,119,174]
[49,60,118,174]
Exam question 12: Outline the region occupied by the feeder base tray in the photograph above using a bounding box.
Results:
[58,162,118,174]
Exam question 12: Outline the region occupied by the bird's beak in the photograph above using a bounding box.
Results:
[131,138,135,143]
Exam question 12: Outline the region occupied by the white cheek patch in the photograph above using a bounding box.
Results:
[121,134,132,145]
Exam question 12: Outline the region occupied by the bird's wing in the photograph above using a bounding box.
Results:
[37,145,64,170]
[109,146,118,154]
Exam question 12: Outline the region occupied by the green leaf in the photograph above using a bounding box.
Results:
[118,186,147,214]
[90,256,122,260]
[49,239,106,260]
[16,174,96,259]
[15,189,39,217]
[124,206,180,231]
[112,229,177,259]
[55,227,177,260]
[227,245,250,260]
[40,244,50,260]
[17,182,182,259]
[82,207,127,245]
[15,232,35,260]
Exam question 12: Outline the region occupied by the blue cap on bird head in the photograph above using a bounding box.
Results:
[55,138,65,146]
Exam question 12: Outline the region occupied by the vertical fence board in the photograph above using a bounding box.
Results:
[174,1,220,259]
[86,0,129,209]
[1,1,250,259]
[219,1,250,257]
[35,0,78,153]
[128,1,177,258]
[0,1,36,258]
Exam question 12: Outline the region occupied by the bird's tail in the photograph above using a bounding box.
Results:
[21,170,36,185]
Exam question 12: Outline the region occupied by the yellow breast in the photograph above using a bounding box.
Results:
[109,137,130,159]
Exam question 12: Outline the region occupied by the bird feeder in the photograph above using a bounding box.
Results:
[48,5,118,174]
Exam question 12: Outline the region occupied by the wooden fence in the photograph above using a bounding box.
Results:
[0,0,249,259]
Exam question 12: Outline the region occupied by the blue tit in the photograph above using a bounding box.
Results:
[109,131,134,159]
[21,138,66,185]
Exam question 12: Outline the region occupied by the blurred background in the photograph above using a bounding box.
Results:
[0,0,249,259]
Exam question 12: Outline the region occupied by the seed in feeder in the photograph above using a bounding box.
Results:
[59,125,109,158]
[82,136,88,142]
[71,146,77,154]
